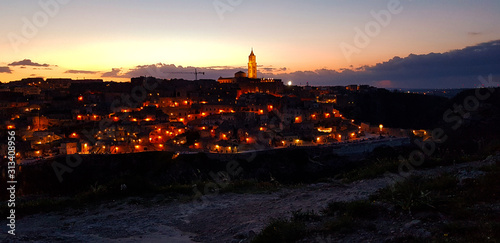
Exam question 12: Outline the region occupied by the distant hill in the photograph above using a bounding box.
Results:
[340,87,500,153]
[339,89,449,129]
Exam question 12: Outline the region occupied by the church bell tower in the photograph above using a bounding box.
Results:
[248,48,257,79]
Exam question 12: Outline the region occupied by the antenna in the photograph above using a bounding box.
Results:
[167,69,205,80]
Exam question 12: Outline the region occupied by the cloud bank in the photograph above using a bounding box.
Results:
[0,67,12,73]
[65,70,99,74]
[102,68,124,78]
[262,40,500,88]
[8,59,50,67]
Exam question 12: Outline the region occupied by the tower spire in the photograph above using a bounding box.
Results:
[248,48,257,79]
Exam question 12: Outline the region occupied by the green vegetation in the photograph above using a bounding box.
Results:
[342,158,400,182]
[320,200,382,235]
[219,180,281,194]
[372,176,435,213]
[323,215,356,234]
[291,209,321,222]
[341,146,491,183]
[253,201,383,242]
[252,218,306,243]
[322,200,382,219]
[254,154,500,242]
[372,160,500,241]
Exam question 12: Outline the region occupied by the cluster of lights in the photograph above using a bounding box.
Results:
[56,89,375,155]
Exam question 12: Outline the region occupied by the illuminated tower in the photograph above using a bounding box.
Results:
[248,48,257,79]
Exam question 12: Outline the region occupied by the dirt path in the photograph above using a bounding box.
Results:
[4,156,496,243]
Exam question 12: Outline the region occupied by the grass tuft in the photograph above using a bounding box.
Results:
[322,200,381,219]
[252,218,306,243]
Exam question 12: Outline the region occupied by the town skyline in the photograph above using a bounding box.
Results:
[2,40,500,89]
[2,1,500,88]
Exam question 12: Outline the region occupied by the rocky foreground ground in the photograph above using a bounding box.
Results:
[3,155,498,243]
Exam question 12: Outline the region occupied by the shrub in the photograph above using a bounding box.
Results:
[324,215,355,234]
[291,209,321,222]
[374,176,433,213]
[342,158,400,182]
[322,200,381,219]
[252,218,306,243]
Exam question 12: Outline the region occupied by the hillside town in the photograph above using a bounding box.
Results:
[1,51,418,163]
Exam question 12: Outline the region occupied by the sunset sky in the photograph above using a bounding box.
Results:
[1,0,500,88]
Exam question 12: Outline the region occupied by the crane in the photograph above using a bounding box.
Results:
[167,68,205,80]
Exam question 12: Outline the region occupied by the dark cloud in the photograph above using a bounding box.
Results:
[122,63,246,80]
[65,70,99,74]
[0,66,12,73]
[468,32,482,36]
[357,40,500,87]
[260,67,288,72]
[259,40,500,88]
[205,65,246,70]
[102,68,124,78]
[8,59,50,67]
[119,63,290,81]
